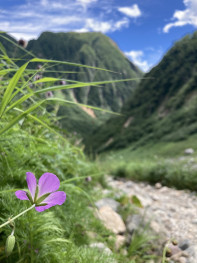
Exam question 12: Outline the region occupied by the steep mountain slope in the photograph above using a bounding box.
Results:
[85,31,197,153]
[0,31,142,137]
[27,32,142,111]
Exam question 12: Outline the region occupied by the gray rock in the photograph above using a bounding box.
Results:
[115,235,126,250]
[184,148,194,155]
[178,257,187,263]
[155,182,162,189]
[170,251,189,262]
[124,181,134,188]
[95,198,119,212]
[150,221,161,234]
[178,240,190,251]
[191,219,197,224]
[97,206,126,234]
[191,164,197,171]
[126,214,143,234]
[185,245,197,259]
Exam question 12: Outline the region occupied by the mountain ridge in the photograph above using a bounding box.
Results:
[85,31,197,153]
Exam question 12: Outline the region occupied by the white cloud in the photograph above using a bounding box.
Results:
[125,50,151,72]
[77,17,129,33]
[114,18,129,30]
[118,4,141,18]
[76,0,97,11]
[0,0,134,40]
[50,17,82,26]
[83,19,112,33]
[125,47,164,72]
[77,0,97,4]
[163,0,197,33]
[40,0,48,7]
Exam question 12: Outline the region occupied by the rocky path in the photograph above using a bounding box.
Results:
[105,177,197,263]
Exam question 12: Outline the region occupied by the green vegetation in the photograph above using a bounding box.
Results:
[86,31,197,153]
[0,38,117,263]
[1,31,142,138]
[98,137,197,191]
[3,28,197,262]
[0,36,157,263]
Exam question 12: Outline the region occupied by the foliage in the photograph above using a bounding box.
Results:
[128,229,157,262]
[0,41,117,262]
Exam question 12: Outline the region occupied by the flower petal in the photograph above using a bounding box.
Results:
[15,190,29,200]
[35,191,66,212]
[26,172,37,200]
[41,191,66,205]
[38,173,60,197]
[35,204,53,212]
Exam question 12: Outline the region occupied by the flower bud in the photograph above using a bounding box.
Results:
[5,234,15,257]
[165,247,172,257]
[18,39,27,48]
[85,176,92,182]
[60,80,66,85]
[172,239,178,246]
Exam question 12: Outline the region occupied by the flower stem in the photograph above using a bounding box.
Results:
[162,240,171,263]
[0,204,35,229]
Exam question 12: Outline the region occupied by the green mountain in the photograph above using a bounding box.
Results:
[85,31,197,153]
[27,32,141,111]
[27,32,142,111]
[0,32,142,137]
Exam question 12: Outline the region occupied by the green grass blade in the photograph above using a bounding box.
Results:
[0,62,29,117]
[0,42,8,57]
[60,173,102,185]
[13,108,67,141]
[33,77,62,83]
[0,69,17,76]
[0,100,44,135]
[48,98,121,115]
[46,238,71,244]
[31,58,117,73]
[34,78,138,94]
[4,93,33,113]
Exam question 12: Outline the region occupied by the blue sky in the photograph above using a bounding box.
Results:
[0,0,197,71]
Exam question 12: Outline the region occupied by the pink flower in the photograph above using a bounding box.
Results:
[15,172,66,212]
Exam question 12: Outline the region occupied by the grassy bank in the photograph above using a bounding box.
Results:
[98,138,197,191]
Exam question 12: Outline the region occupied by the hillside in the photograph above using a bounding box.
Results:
[27,32,142,111]
[0,31,142,137]
[85,31,197,153]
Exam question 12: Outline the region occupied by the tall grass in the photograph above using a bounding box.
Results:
[0,37,119,262]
